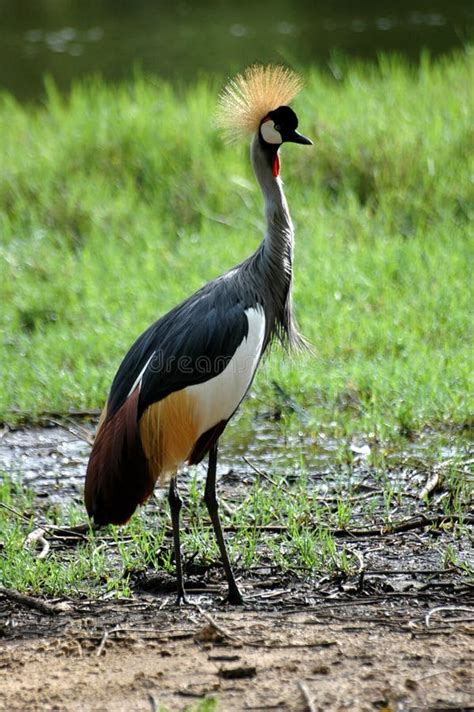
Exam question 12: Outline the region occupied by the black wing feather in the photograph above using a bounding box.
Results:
[107,280,250,419]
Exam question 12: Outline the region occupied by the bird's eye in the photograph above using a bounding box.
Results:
[274,124,281,132]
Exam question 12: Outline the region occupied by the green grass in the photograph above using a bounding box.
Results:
[0,472,353,596]
[0,51,472,439]
[1,450,472,597]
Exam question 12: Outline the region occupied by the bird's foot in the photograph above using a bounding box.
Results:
[175,588,190,606]
[226,586,244,606]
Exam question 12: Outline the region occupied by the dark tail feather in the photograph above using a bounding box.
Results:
[84,387,154,525]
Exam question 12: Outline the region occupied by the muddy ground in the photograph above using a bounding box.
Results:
[0,422,473,711]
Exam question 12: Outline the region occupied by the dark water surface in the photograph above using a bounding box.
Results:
[1,421,471,508]
[1,0,472,101]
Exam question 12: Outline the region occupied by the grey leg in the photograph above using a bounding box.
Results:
[168,477,188,604]
[204,443,243,605]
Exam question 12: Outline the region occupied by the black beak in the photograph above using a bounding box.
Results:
[287,129,313,145]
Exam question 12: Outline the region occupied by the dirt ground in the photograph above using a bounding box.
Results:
[1,424,473,711]
[1,584,473,712]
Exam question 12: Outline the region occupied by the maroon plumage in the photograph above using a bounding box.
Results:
[84,387,153,525]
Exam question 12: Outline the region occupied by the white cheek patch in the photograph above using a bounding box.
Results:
[260,119,282,145]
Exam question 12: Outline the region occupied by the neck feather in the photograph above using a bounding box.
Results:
[250,134,294,274]
[250,133,302,350]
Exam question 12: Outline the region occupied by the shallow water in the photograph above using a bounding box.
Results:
[0,419,471,514]
[1,0,472,100]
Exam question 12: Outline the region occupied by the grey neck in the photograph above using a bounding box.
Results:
[248,132,301,349]
[250,133,294,278]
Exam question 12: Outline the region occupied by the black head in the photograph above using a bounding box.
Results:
[259,105,312,146]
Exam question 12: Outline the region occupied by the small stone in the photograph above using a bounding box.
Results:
[219,665,257,679]
[312,665,330,675]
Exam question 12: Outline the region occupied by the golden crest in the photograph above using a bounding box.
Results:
[217,64,303,142]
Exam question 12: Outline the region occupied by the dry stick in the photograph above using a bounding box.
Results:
[46,523,92,539]
[298,681,317,712]
[245,589,288,601]
[191,602,238,641]
[338,513,473,536]
[245,637,338,650]
[24,528,50,559]
[414,670,453,683]
[363,568,455,576]
[351,548,365,591]
[425,606,474,627]
[158,596,169,611]
[46,417,94,446]
[242,456,292,494]
[75,513,468,546]
[96,628,113,657]
[0,586,58,616]
[8,407,101,420]
[222,513,474,537]
[352,548,365,573]
[95,626,164,657]
[0,501,34,525]
[93,626,195,655]
[419,472,440,500]
[0,501,91,542]
[24,510,467,564]
[86,513,472,544]
[148,695,159,712]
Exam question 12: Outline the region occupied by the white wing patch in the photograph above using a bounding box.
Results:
[187,306,266,437]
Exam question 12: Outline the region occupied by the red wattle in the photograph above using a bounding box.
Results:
[272,153,280,177]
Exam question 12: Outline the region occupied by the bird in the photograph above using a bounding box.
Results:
[84,64,312,605]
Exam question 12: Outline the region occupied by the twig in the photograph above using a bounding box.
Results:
[414,670,453,682]
[192,602,237,641]
[242,456,292,494]
[43,523,92,540]
[245,590,288,601]
[0,501,34,525]
[46,417,94,446]
[425,606,474,627]
[92,542,110,559]
[148,695,158,712]
[351,548,365,591]
[7,407,101,420]
[96,628,112,657]
[94,626,195,656]
[0,586,58,616]
[148,596,168,612]
[352,548,365,573]
[352,514,472,536]
[364,568,455,576]
[96,625,161,656]
[0,502,92,542]
[248,640,337,650]
[221,513,473,537]
[419,472,440,500]
[298,681,316,712]
[24,528,50,559]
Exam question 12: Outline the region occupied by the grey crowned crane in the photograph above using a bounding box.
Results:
[84,65,312,605]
